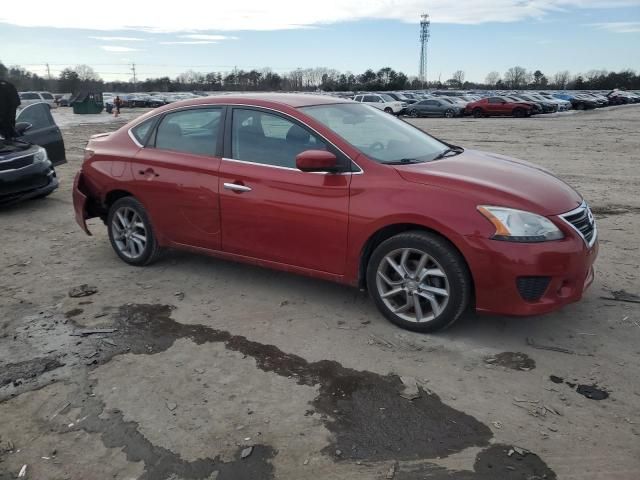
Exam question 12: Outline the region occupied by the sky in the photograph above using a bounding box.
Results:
[0,0,639,83]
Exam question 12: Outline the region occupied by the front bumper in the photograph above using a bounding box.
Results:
[463,232,598,316]
[0,160,58,206]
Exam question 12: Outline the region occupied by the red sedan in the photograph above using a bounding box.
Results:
[466,96,534,118]
[73,94,598,332]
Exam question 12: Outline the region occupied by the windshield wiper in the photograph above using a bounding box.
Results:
[432,146,464,161]
[383,158,425,165]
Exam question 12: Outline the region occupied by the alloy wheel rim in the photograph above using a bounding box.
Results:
[376,248,450,323]
[112,207,147,259]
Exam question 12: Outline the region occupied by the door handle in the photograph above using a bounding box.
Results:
[224,182,252,193]
[138,168,159,177]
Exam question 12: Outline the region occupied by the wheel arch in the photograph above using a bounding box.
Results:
[357,223,474,299]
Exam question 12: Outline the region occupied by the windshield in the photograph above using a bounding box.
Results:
[300,103,449,164]
[379,94,394,102]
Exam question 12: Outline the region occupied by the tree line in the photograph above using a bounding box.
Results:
[1,61,639,94]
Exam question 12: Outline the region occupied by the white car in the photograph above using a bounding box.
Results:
[352,93,405,114]
[19,91,58,109]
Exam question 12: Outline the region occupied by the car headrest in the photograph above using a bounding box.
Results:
[285,124,311,143]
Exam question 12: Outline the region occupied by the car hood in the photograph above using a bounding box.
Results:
[394,149,582,216]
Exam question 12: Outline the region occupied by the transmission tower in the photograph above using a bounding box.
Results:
[419,14,430,88]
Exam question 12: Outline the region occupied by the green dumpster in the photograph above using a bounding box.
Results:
[71,92,104,114]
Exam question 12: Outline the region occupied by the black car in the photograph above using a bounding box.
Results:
[0,103,66,206]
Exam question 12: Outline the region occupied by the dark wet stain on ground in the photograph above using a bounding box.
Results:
[485,352,535,371]
[549,375,609,400]
[395,444,557,479]
[69,392,276,480]
[0,357,63,387]
[103,304,493,462]
[576,384,609,400]
[65,308,84,318]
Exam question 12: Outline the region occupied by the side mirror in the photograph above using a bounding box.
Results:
[15,122,33,136]
[296,150,338,173]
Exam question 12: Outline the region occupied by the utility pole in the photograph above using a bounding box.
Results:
[45,63,51,80]
[131,63,137,91]
[419,13,430,89]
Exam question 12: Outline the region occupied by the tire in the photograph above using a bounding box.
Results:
[384,107,393,114]
[408,109,419,118]
[472,108,484,118]
[576,103,585,111]
[366,231,471,332]
[107,196,161,266]
[513,108,525,118]
[444,109,455,118]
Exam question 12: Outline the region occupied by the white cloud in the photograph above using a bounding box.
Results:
[3,1,640,31]
[179,34,238,40]
[100,45,141,52]
[590,21,640,33]
[89,36,145,41]
[159,41,218,45]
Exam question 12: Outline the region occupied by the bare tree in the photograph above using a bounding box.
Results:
[553,70,571,90]
[75,64,100,82]
[485,71,501,86]
[452,70,465,87]
[504,66,527,89]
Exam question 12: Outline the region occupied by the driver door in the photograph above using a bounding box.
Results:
[219,107,351,275]
[16,103,66,165]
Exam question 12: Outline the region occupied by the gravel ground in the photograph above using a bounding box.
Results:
[1,105,639,480]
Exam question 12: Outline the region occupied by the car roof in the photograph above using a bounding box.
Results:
[176,93,353,108]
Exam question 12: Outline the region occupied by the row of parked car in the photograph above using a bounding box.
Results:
[343,89,640,118]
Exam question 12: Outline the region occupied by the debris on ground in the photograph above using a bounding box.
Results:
[577,384,609,400]
[0,439,15,453]
[399,376,421,400]
[241,446,253,459]
[174,291,185,301]
[166,401,177,411]
[18,465,27,478]
[70,328,118,336]
[600,290,640,304]
[68,284,98,298]
[484,352,535,371]
[386,461,398,479]
[492,421,503,430]
[526,337,575,355]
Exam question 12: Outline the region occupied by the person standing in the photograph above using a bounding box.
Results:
[114,95,122,117]
[0,78,21,142]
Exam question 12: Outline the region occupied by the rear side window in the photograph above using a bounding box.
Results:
[40,93,54,100]
[154,108,222,156]
[20,93,40,100]
[231,108,326,168]
[130,118,155,146]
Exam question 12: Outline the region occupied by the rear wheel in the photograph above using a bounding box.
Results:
[576,103,585,110]
[107,196,161,266]
[472,108,484,118]
[367,231,471,332]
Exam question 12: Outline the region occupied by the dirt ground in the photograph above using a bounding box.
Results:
[1,105,639,480]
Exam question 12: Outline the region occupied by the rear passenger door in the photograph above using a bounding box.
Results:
[131,106,224,250]
[218,107,351,274]
[16,103,66,165]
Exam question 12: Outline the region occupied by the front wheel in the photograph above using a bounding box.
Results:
[107,196,161,266]
[513,108,526,118]
[444,109,455,118]
[472,108,484,118]
[408,109,419,118]
[366,231,471,332]
[384,107,393,114]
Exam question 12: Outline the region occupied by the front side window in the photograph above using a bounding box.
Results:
[231,109,327,168]
[40,93,54,100]
[20,93,40,100]
[488,97,503,104]
[154,108,221,156]
[301,103,449,164]
[16,103,53,129]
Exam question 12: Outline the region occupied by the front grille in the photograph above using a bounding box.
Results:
[517,276,551,301]
[560,202,597,247]
[0,154,34,172]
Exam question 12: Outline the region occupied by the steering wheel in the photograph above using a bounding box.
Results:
[370,141,384,151]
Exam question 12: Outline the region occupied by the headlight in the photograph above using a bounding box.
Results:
[477,206,564,242]
[33,147,48,163]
